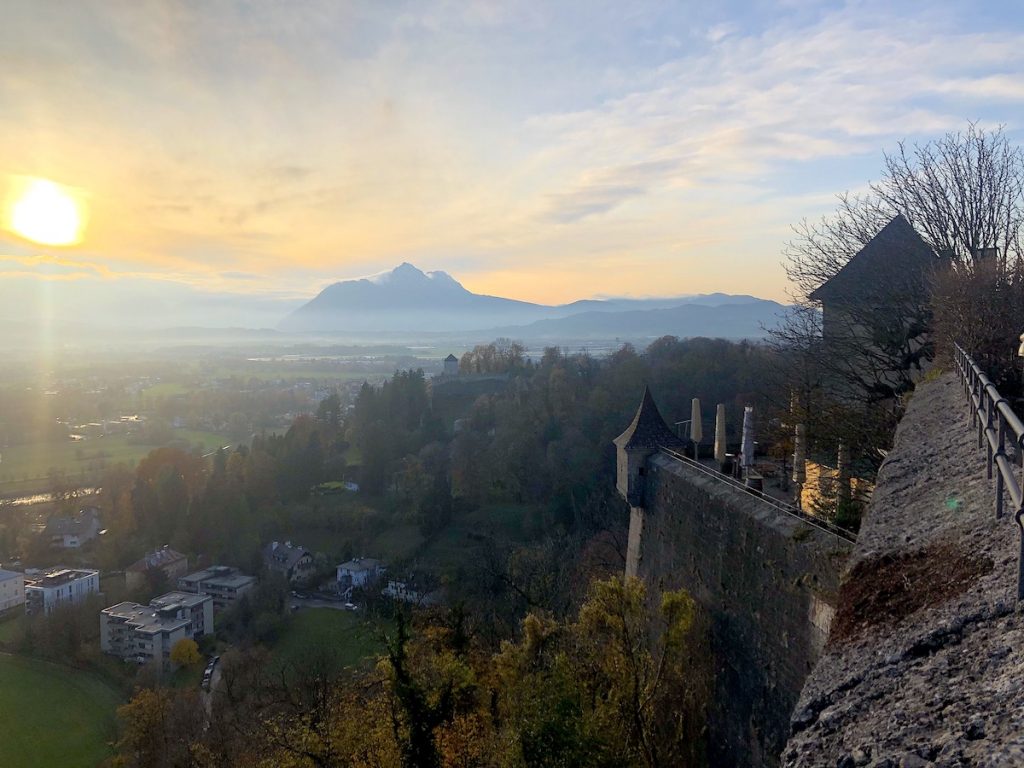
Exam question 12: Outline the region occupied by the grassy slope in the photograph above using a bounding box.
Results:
[0,654,123,768]
[272,608,387,672]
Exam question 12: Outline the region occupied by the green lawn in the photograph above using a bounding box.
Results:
[272,608,387,673]
[0,654,123,768]
[0,614,24,647]
[0,428,234,492]
[206,362,383,383]
[140,381,194,398]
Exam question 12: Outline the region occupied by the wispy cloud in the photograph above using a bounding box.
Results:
[0,0,1023,304]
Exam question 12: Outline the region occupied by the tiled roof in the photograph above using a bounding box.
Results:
[338,558,383,572]
[263,542,310,571]
[613,387,686,451]
[44,507,99,537]
[809,214,938,304]
[126,547,187,573]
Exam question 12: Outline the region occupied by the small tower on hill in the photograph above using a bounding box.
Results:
[614,388,685,577]
[443,353,459,377]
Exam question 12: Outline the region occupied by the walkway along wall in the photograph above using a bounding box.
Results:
[614,392,852,766]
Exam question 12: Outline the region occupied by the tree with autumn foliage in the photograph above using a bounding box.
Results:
[169,638,201,668]
[115,577,707,767]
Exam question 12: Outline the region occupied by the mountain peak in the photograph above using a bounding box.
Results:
[279,263,781,336]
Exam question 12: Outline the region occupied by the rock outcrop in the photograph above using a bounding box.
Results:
[784,373,1024,767]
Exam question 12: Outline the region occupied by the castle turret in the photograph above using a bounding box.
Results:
[614,387,685,505]
[614,388,685,577]
[443,353,459,377]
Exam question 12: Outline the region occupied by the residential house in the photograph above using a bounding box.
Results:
[177,565,255,611]
[101,591,213,666]
[336,558,385,590]
[125,546,189,591]
[0,569,25,612]
[263,541,315,584]
[382,577,442,606]
[24,567,100,615]
[44,507,101,549]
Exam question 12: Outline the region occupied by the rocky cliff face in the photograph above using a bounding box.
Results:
[784,373,1024,767]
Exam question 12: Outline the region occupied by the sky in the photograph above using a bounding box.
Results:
[2,0,1024,323]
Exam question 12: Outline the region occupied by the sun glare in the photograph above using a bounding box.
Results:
[5,177,86,246]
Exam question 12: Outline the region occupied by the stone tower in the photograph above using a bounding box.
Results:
[613,387,685,577]
[443,353,459,376]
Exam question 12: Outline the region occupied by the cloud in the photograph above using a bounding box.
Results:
[520,4,1024,251]
[706,23,736,43]
[1,1,1024,306]
[539,159,683,223]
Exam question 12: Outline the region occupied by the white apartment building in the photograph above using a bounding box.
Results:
[100,591,213,666]
[24,567,100,616]
[0,569,25,612]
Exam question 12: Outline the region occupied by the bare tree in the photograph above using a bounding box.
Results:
[873,124,1024,272]
[772,124,1024,455]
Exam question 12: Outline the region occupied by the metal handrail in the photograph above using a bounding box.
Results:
[656,445,857,544]
[953,343,1024,600]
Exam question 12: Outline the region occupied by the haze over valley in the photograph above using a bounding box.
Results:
[3,2,1024,767]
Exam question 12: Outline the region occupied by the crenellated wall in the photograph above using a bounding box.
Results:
[631,453,851,767]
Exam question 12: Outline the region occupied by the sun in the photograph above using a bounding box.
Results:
[5,177,86,246]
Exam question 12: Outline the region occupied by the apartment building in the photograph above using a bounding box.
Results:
[0,569,25,612]
[24,567,100,616]
[100,591,213,666]
[177,565,255,611]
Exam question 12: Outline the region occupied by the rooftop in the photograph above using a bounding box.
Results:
[180,565,255,589]
[126,546,187,573]
[103,592,209,635]
[263,541,310,571]
[0,569,22,583]
[25,567,98,588]
[808,214,939,304]
[613,387,687,452]
[44,507,100,538]
[338,557,384,572]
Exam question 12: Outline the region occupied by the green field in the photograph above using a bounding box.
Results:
[140,381,195,398]
[206,362,388,383]
[272,608,387,672]
[0,614,23,646]
[0,429,233,492]
[0,654,123,768]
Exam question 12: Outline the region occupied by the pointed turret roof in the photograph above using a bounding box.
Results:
[808,214,938,304]
[614,387,687,451]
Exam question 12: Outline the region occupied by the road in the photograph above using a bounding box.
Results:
[201,663,222,722]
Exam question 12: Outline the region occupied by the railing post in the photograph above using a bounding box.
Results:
[1017,510,1024,602]
[972,378,979,431]
[996,416,1006,519]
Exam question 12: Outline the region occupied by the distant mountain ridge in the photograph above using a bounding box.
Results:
[278,262,787,338]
